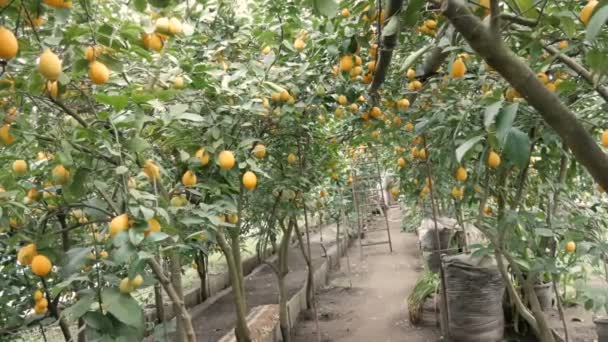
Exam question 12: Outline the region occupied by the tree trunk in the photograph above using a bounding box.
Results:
[195,251,209,301]
[148,259,197,342]
[277,219,294,342]
[217,231,252,342]
[169,251,187,342]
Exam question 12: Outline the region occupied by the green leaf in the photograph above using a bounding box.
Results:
[95,94,129,111]
[504,127,531,168]
[126,137,150,153]
[484,101,503,129]
[586,5,608,42]
[62,292,96,321]
[535,228,554,237]
[60,247,91,277]
[115,166,128,175]
[313,0,338,18]
[101,288,144,328]
[496,103,518,146]
[403,0,425,27]
[134,0,147,11]
[175,113,205,122]
[455,136,484,163]
[147,232,171,242]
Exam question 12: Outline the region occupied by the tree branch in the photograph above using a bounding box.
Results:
[490,0,501,37]
[441,0,608,190]
[542,44,608,102]
[48,97,89,128]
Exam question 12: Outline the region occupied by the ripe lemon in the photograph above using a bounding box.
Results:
[84,45,101,62]
[142,33,164,52]
[195,148,210,165]
[0,124,14,145]
[0,26,18,60]
[34,289,44,301]
[227,213,239,224]
[182,170,197,187]
[397,157,406,169]
[367,60,376,72]
[451,57,466,78]
[89,61,109,85]
[173,76,185,89]
[537,72,549,84]
[397,98,410,110]
[287,153,297,165]
[354,55,362,66]
[46,81,58,98]
[36,297,48,309]
[31,255,52,276]
[320,189,328,197]
[218,150,235,169]
[52,164,70,185]
[601,129,608,148]
[339,55,354,72]
[143,159,161,180]
[581,0,598,26]
[337,95,348,105]
[17,244,37,265]
[109,213,129,237]
[341,8,350,17]
[262,46,272,55]
[405,121,414,132]
[130,274,144,288]
[370,106,382,118]
[294,38,305,51]
[27,188,40,201]
[455,167,468,182]
[146,218,161,234]
[393,116,402,126]
[242,171,257,190]
[168,17,182,34]
[451,186,464,200]
[12,159,27,175]
[409,80,423,91]
[406,68,416,80]
[487,150,501,168]
[565,241,576,253]
[38,49,62,81]
[418,148,427,160]
[350,66,362,77]
[558,40,569,49]
[390,187,400,197]
[252,144,266,158]
[119,277,134,293]
[424,19,438,29]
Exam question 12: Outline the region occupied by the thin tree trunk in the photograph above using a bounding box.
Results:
[217,231,251,342]
[195,251,209,301]
[148,259,197,342]
[169,251,187,342]
[277,218,295,342]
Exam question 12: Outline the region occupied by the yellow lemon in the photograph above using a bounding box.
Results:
[38,49,62,81]
[0,26,18,60]
[218,150,235,170]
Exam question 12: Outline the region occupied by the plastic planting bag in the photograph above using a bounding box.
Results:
[443,254,505,342]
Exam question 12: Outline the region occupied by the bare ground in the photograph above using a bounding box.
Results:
[293,207,440,342]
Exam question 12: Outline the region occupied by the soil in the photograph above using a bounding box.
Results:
[152,225,337,342]
[293,207,440,342]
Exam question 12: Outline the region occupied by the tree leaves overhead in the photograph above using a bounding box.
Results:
[456,136,485,163]
[403,0,425,27]
[586,5,608,42]
[313,0,338,18]
[504,127,531,168]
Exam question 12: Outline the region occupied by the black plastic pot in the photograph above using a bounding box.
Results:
[595,317,608,342]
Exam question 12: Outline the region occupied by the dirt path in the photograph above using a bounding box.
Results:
[293,207,439,342]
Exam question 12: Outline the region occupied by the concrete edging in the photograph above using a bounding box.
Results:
[218,232,356,342]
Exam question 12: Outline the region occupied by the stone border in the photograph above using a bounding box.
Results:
[217,232,355,342]
[143,220,334,324]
